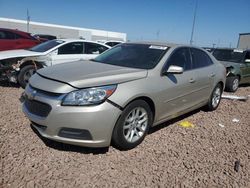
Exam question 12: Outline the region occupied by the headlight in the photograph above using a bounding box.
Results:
[62,85,117,106]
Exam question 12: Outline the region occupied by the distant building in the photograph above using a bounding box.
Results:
[0,17,126,41]
[237,33,250,49]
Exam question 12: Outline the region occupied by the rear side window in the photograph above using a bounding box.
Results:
[165,48,192,71]
[84,42,109,54]
[191,48,213,68]
[58,42,84,54]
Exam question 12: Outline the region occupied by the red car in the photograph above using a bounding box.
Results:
[0,28,42,51]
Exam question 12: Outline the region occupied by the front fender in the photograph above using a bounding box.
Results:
[226,65,241,77]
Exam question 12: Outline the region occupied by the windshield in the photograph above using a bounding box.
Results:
[212,49,245,63]
[94,43,168,69]
[29,40,65,52]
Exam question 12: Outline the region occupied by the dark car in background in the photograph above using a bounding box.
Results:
[33,34,57,41]
[212,48,250,92]
[0,28,42,51]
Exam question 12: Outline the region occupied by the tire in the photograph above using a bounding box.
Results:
[18,65,36,89]
[112,100,153,150]
[206,84,222,111]
[225,76,239,92]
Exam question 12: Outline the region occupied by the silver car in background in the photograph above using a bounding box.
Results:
[22,42,226,150]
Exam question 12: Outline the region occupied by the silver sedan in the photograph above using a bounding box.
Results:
[22,42,226,150]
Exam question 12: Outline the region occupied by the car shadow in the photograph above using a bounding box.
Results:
[240,83,250,88]
[30,125,109,154]
[30,107,202,153]
[0,81,20,88]
[148,108,201,134]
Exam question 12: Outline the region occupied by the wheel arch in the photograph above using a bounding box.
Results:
[122,96,156,122]
[19,60,44,70]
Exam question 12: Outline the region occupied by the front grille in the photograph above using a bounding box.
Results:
[29,84,62,97]
[24,99,52,117]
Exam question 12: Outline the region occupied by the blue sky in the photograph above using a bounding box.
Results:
[0,0,250,47]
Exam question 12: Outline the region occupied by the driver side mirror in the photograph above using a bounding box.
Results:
[245,59,250,63]
[162,65,184,75]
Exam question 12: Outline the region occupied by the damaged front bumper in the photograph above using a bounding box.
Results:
[0,59,21,83]
[0,65,19,83]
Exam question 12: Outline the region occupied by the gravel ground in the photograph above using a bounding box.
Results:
[0,83,250,188]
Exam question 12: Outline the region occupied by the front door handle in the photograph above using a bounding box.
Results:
[210,73,215,77]
[189,78,195,83]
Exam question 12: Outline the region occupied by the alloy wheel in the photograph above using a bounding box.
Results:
[212,86,221,108]
[123,107,148,143]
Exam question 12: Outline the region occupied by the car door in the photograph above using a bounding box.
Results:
[15,33,40,49]
[50,42,85,65]
[156,47,198,121]
[190,48,215,103]
[240,51,250,83]
[83,42,109,60]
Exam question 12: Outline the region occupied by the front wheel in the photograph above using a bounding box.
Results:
[17,65,36,89]
[206,84,222,111]
[112,100,153,150]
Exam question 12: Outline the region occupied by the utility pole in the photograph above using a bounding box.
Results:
[156,30,160,41]
[27,9,30,33]
[190,0,198,45]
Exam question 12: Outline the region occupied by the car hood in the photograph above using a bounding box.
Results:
[219,61,238,67]
[37,60,148,89]
[0,49,44,60]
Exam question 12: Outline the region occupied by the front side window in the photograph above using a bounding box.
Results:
[165,48,192,71]
[29,40,65,52]
[191,48,213,68]
[84,42,109,54]
[58,42,84,55]
[94,43,168,69]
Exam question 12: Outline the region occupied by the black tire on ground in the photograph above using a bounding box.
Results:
[225,76,239,92]
[17,65,36,89]
[206,83,222,111]
[112,100,153,150]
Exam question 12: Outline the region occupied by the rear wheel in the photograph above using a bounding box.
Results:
[225,76,239,92]
[18,65,36,89]
[112,100,153,150]
[206,84,222,111]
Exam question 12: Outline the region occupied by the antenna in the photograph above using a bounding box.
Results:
[190,0,198,45]
[27,9,30,32]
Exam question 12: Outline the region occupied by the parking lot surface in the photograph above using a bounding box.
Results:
[0,84,250,187]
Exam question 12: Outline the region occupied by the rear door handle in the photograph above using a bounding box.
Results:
[189,78,195,83]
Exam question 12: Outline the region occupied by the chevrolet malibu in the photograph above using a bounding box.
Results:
[22,42,226,150]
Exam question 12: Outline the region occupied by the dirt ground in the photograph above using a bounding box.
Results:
[0,83,249,188]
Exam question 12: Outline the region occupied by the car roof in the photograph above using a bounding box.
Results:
[0,28,30,35]
[54,39,111,48]
[125,41,194,48]
[213,48,250,52]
